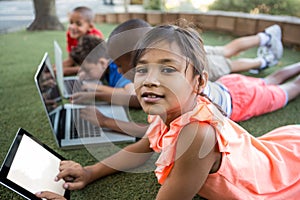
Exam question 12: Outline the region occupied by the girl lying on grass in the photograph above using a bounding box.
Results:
[37,20,300,199]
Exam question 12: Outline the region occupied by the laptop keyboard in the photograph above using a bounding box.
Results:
[70,109,102,139]
[65,79,82,95]
[65,79,75,95]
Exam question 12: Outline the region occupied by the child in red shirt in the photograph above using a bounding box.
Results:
[63,6,104,76]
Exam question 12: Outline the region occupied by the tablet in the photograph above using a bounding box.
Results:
[0,128,70,200]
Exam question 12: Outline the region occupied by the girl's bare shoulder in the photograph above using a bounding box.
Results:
[176,122,217,160]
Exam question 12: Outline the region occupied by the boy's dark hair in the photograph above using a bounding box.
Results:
[107,19,152,60]
[72,6,94,23]
[71,35,108,65]
[108,19,151,39]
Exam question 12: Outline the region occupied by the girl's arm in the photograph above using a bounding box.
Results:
[156,122,221,200]
[56,137,153,190]
[80,106,148,138]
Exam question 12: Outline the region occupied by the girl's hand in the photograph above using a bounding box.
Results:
[55,160,92,190]
[35,191,66,200]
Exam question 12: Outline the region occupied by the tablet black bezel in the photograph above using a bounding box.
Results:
[0,128,70,200]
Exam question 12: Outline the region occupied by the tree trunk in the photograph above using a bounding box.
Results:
[27,0,64,31]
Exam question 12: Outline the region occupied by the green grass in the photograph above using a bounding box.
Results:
[0,23,300,200]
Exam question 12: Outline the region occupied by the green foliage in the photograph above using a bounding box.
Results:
[209,0,300,17]
[143,0,162,10]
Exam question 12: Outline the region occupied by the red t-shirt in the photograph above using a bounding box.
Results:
[66,28,104,53]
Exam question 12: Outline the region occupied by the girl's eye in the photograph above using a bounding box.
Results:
[135,66,147,74]
[161,66,176,73]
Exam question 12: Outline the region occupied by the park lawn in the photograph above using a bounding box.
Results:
[0,23,300,200]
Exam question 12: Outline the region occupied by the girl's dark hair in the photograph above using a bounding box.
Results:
[131,19,227,116]
[132,19,207,79]
[70,35,108,65]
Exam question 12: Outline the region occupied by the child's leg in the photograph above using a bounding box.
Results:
[230,55,279,73]
[222,35,260,58]
[223,24,282,59]
[230,58,261,72]
[205,45,262,78]
[223,25,283,74]
[218,74,288,121]
[279,75,300,102]
[264,62,300,85]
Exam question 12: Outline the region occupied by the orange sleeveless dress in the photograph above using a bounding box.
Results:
[146,96,300,199]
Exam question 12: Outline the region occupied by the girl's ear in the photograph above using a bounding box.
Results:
[194,71,208,94]
[201,71,208,88]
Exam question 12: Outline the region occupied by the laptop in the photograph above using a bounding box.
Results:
[54,40,79,99]
[34,53,135,149]
[0,128,70,200]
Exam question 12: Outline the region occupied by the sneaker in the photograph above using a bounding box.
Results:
[249,52,278,74]
[265,24,282,42]
[264,50,279,67]
[257,24,283,61]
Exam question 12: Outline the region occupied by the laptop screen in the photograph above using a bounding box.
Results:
[34,53,64,145]
[36,53,63,115]
[54,40,65,96]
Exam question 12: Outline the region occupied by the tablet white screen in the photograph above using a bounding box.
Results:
[7,134,65,195]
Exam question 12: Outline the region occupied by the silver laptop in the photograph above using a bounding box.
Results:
[54,40,79,99]
[34,53,135,149]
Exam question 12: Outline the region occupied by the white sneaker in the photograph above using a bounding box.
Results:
[257,24,283,61]
[264,51,278,67]
[265,24,283,59]
[265,24,282,42]
[249,52,278,74]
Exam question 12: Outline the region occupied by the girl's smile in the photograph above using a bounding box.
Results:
[141,91,165,103]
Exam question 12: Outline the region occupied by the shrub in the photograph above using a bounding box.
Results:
[143,0,162,10]
[209,0,300,17]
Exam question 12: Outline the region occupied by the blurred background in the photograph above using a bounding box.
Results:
[1,0,299,34]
